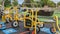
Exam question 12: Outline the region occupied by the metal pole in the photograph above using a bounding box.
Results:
[56,3,57,8]
[2,0,4,10]
[2,0,4,21]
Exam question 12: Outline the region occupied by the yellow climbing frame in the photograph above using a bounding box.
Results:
[54,16,60,31]
[24,9,40,34]
[2,8,12,22]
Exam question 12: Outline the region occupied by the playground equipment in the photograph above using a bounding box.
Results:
[22,7,60,34]
[0,6,23,28]
[54,16,60,31]
[2,8,12,22]
[23,9,45,34]
[41,16,60,34]
[1,6,20,27]
[0,5,6,30]
[0,4,60,34]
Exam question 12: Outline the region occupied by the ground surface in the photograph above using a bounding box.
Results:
[0,22,49,34]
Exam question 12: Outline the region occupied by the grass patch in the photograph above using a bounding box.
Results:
[53,10,60,24]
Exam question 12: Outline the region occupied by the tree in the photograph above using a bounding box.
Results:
[48,1,56,7]
[13,0,18,6]
[4,0,18,7]
[57,2,60,6]
[0,0,2,5]
[24,0,56,7]
[23,0,34,7]
[40,0,50,7]
[24,0,50,7]
[4,0,11,7]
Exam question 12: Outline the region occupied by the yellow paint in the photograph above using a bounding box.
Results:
[2,8,11,21]
[54,16,60,31]
[23,9,44,34]
[24,9,33,28]
[2,16,5,22]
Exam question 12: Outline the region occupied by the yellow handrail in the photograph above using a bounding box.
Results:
[54,16,60,31]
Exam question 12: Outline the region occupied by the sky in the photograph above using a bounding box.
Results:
[18,0,60,4]
[18,0,24,4]
[51,0,60,3]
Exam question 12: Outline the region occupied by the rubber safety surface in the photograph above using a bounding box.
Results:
[2,28,17,34]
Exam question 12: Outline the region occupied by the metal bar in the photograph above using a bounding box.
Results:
[20,7,56,10]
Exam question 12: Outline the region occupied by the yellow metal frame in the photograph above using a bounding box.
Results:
[24,9,40,34]
[24,9,33,28]
[2,7,45,34]
[2,8,12,21]
[54,16,60,31]
[13,7,19,21]
[24,17,33,28]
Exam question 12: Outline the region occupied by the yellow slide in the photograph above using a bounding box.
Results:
[54,16,60,31]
